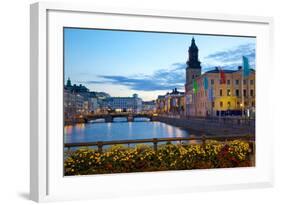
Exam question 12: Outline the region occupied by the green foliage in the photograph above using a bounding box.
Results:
[64,140,254,176]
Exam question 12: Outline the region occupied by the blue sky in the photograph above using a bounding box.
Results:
[64,28,256,101]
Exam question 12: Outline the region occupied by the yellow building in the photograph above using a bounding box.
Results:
[185,67,255,117]
[184,38,255,117]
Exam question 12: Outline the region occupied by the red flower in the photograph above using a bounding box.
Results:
[106,163,113,170]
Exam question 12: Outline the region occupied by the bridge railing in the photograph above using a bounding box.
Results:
[64,135,255,153]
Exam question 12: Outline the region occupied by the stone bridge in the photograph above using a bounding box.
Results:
[84,113,156,123]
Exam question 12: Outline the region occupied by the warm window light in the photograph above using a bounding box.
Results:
[240,103,243,107]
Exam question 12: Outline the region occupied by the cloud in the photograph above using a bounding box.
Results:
[201,62,245,73]
[84,63,186,91]
[171,62,186,70]
[204,43,255,70]
[83,43,256,91]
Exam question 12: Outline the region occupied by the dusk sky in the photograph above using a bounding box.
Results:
[64,28,256,101]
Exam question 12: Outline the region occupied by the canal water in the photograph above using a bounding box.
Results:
[64,117,189,144]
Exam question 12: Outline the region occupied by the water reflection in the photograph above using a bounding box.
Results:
[113,117,127,122]
[89,119,105,123]
[64,121,189,143]
[64,125,73,135]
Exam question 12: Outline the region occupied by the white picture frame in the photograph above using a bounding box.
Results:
[30,2,274,202]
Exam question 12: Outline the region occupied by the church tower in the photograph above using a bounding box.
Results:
[66,77,72,87]
[185,37,201,86]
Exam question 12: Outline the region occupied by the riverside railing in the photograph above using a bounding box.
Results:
[64,135,255,153]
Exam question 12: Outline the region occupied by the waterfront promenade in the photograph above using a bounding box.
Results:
[155,115,255,136]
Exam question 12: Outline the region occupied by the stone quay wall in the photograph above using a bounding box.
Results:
[155,116,255,136]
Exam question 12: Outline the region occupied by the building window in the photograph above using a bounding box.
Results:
[243,89,247,97]
[252,101,255,107]
[212,102,215,108]
[235,89,239,97]
[250,80,254,85]
[220,101,223,107]
[220,89,223,96]
[227,89,231,96]
[250,89,254,97]
[237,102,240,107]
[227,79,231,85]
[227,102,231,107]
[211,79,214,85]
[243,80,247,85]
[235,80,239,85]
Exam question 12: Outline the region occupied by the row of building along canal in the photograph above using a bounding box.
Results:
[64,38,255,147]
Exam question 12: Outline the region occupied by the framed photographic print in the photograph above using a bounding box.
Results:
[30,2,274,202]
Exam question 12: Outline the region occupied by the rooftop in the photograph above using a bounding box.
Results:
[205,66,255,74]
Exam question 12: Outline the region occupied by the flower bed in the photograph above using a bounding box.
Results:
[64,140,254,176]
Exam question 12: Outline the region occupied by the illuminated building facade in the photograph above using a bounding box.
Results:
[156,89,185,115]
[185,38,255,117]
[105,94,142,113]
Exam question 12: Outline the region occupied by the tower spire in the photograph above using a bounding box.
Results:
[187,37,201,69]
[191,36,196,46]
[185,37,202,85]
[66,77,72,87]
